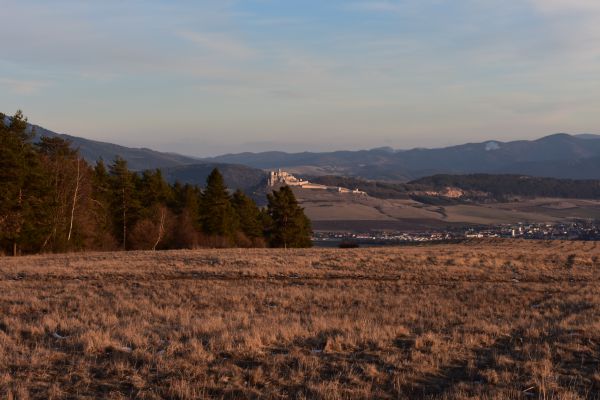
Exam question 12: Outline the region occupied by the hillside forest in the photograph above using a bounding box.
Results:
[0,111,312,256]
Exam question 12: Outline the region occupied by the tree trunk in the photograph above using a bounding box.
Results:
[14,188,22,256]
[153,207,166,251]
[67,158,81,242]
[122,187,127,251]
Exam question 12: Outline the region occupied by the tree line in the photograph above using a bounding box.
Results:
[0,111,312,256]
[410,174,600,201]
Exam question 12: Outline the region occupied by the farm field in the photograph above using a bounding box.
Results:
[294,187,600,231]
[1,241,600,399]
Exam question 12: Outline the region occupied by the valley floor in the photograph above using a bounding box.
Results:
[1,241,600,399]
[295,188,600,230]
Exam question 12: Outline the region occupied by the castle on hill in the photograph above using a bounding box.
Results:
[268,169,366,195]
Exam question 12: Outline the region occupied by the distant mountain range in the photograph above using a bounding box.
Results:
[27,122,201,171]
[206,133,600,180]
[9,113,600,183]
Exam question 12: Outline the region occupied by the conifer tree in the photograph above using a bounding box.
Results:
[109,157,140,250]
[172,183,202,224]
[170,183,202,248]
[0,111,51,255]
[231,189,264,240]
[80,160,117,250]
[139,169,172,210]
[131,169,174,250]
[93,159,111,194]
[90,160,113,240]
[266,185,312,248]
[200,168,238,242]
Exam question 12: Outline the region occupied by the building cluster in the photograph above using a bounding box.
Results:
[313,221,600,246]
[268,170,310,187]
[486,222,600,240]
[268,169,366,195]
[313,231,455,246]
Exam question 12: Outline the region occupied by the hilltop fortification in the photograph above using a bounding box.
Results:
[268,169,366,194]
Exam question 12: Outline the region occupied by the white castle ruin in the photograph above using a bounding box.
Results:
[268,169,366,195]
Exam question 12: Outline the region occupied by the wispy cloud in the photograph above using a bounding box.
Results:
[0,78,51,95]
[530,0,600,13]
[346,1,404,13]
[176,31,256,59]
[529,0,600,64]
[2,0,600,153]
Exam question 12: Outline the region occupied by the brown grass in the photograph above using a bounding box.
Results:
[1,240,600,399]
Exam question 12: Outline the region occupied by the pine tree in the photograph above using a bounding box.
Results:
[108,157,140,250]
[171,183,202,248]
[200,169,238,243]
[266,186,312,248]
[232,189,264,241]
[139,169,172,210]
[89,160,118,250]
[0,111,26,254]
[131,169,175,250]
[0,111,51,255]
[172,183,201,224]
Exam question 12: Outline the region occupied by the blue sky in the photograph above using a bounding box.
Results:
[1,0,600,156]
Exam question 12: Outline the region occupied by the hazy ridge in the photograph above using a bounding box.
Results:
[13,115,600,185]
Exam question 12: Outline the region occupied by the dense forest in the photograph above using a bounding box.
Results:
[0,111,312,256]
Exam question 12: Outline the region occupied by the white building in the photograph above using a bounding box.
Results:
[268,169,366,195]
[268,169,310,187]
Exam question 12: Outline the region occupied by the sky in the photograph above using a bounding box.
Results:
[1,0,600,156]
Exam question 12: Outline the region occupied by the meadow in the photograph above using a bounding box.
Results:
[1,240,599,399]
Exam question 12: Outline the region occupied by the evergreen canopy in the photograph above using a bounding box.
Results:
[266,186,312,248]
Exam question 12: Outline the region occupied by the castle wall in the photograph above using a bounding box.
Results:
[269,169,366,195]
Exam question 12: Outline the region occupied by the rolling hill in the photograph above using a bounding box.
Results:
[206,133,600,180]
[27,123,201,171]
[162,163,267,194]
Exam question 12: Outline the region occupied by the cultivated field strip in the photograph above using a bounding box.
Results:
[1,240,600,399]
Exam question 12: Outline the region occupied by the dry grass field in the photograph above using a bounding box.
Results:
[1,241,600,399]
[295,188,600,231]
